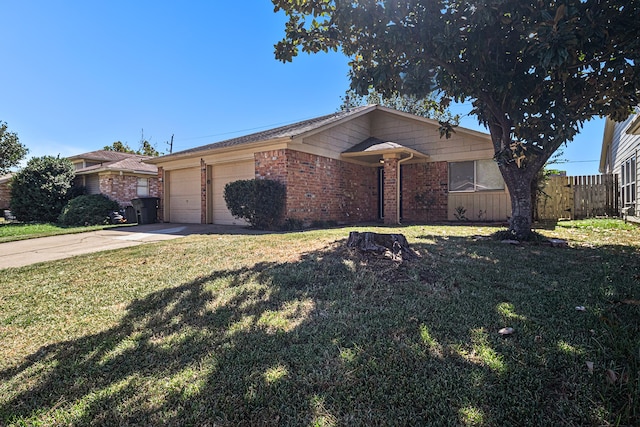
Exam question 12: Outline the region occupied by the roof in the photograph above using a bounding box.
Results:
[0,174,13,184]
[342,137,429,165]
[70,150,158,175]
[146,104,491,165]
[146,105,375,163]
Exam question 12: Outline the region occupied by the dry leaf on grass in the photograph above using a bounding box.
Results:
[575,306,586,311]
[605,369,618,384]
[585,361,594,374]
[498,327,514,335]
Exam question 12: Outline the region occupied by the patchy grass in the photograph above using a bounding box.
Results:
[556,218,637,231]
[0,221,638,426]
[0,222,123,243]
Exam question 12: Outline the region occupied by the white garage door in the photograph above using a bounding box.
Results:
[168,167,201,223]
[212,161,255,225]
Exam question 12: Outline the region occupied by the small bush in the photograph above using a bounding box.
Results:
[58,194,121,226]
[224,179,285,229]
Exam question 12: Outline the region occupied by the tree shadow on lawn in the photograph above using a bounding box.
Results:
[1,236,638,426]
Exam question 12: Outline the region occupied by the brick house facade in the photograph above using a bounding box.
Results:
[148,105,511,225]
[255,149,378,223]
[69,150,159,209]
[0,174,12,211]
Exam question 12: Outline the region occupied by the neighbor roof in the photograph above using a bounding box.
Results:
[70,150,158,175]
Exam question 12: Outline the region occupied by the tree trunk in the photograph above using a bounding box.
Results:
[501,165,535,240]
[346,231,418,261]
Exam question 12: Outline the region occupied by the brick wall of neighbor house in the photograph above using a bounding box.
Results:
[402,162,449,222]
[98,173,159,207]
[255,149,377,223]
[0,182,11,210]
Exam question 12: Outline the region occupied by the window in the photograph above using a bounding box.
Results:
[137,178,149,196]
[621,155,636,208]
[449,160,504,192]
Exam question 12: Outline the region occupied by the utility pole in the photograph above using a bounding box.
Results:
[169,134,174,154]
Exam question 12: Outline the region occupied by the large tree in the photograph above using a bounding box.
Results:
[0,121,28,175]
[10,156,76,222]
[273,0,640,239]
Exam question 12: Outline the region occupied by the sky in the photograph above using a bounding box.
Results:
[1,1,605,176]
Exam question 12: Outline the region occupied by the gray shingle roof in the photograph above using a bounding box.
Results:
[156,105,374,160]
[70,150,157,174]
[343,137,406,153]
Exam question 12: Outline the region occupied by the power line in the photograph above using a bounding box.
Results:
[177,114,324,142]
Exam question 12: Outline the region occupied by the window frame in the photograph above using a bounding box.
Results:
[136,177,149,197]
[621,155,636,208]
[449,159,505,193]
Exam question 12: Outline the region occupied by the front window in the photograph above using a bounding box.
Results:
[449,160,504,192]
[137,178,149,196]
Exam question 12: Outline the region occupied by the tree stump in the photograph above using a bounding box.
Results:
[346,231,419,261]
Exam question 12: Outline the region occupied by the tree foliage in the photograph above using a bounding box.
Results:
[103,139,161,156]
[223,179,286,229]
[9,156,76,222]
[341,89,459,123]
[0,121,28,175]
[273,0,640,239]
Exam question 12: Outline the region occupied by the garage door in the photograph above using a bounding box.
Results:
[168,167,201,223]
[212,161,255,225]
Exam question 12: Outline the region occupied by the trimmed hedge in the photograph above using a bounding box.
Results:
[223,179,285,229]
[58,194,121,226]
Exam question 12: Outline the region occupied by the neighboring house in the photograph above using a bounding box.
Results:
[600,111,639,215]
[0,174,13,210]
[146,105,511,225]
[69,150,159,208]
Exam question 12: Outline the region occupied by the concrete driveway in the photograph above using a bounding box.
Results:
[0,223,254,269]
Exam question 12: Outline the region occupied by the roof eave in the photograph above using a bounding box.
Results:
[145,137,292,164]
[626,114,640,135]
[599,117,616,173]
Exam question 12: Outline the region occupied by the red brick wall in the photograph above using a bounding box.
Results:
[98,173,159,208]
[255,149,377,224]
[383,158,399,224]
[0,180,11,210]
[402,162,449,222]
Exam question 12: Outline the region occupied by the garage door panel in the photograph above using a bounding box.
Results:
[169,168,200,223]
[213,161,254,225]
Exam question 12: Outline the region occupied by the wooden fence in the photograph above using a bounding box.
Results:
[536,174,618,220]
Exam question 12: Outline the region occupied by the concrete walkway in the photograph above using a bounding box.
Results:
[0,223,254,269]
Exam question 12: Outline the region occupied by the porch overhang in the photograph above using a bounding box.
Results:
[341,137,429,165]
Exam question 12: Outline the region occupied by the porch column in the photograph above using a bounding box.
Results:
[383,154,399,224]
[157,167,164,222]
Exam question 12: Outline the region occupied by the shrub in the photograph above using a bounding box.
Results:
[10,156,76,222]
[58,194,121,226]
[224,179,286,229]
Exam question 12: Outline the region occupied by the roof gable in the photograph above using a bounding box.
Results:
[70,150,157,175]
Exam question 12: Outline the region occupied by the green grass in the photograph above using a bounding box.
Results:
[0,222,122,243]
[1,220,638,426]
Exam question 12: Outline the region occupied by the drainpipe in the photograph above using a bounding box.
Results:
[396,153,414,224]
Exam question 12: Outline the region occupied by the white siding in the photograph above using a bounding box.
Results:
[608,114,640,212]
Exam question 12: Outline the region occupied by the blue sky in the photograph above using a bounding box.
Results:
[1,1,604,175]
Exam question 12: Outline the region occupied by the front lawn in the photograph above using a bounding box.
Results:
[1,221,638,426]
[0,222,122,243]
